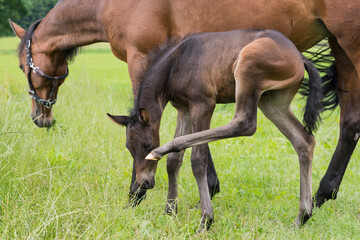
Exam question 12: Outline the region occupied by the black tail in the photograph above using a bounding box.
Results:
[300,56,324,134]
[303,40,338,111]
[320,62,338,110]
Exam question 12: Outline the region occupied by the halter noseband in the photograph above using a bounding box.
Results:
[26,39,69,109]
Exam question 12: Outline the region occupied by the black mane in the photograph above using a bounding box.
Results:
[17,19,42,58]
[17,18,79,62]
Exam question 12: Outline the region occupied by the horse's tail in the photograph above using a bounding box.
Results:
[300,55,324,134]
[302,41,338,111]
[320,62,338,110]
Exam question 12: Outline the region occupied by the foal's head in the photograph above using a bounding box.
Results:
[9,19,73,128]
[108,109,160,190]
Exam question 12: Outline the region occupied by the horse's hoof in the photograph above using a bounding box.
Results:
[295,211,312,227]
[165,203,177,216]
[145,151,162,161]
[197,218,213,233]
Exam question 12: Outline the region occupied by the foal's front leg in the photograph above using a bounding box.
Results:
[166,104,221,215]
[166,107,192,215]
[189,103,216,231]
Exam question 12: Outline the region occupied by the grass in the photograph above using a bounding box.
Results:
[1,36,360,239]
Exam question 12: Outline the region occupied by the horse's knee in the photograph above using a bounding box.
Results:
[191,146,209,177]
[166,151,184,175]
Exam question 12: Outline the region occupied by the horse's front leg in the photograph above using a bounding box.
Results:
[315,36,360,207]
[189,103,216,231]
[166,106,192,215]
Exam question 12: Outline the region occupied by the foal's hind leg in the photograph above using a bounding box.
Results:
[258,87,314,226]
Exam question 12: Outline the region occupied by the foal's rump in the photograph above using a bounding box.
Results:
[233,35,305,93]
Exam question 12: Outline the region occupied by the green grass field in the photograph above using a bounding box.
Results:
[1,36,360,239]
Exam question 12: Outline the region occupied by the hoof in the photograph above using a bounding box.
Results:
[165,200,177,216]
[295,211,312,227]
[146,151,162,161]
[314,188,338,208]
[197,217,214,233]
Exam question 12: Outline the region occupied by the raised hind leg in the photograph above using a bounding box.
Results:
[258,87,314,226]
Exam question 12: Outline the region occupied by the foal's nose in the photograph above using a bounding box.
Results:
[141,179,155,189]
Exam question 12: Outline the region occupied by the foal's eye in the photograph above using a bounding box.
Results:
[144,142,153,151]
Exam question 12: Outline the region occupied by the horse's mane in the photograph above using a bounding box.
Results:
[17,18,79,62]
[17,19,42,58]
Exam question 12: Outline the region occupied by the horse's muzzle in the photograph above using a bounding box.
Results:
[32,114,54,128]
[139,178,155,189]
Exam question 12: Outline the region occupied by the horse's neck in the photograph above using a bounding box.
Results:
[33,0,107,53]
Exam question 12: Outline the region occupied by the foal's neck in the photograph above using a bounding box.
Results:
[137,59,173,122]
[33,0,107,54]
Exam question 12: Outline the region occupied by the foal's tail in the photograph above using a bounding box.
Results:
[301,55,324,134]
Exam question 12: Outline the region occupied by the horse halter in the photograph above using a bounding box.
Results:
[26,39,69,109]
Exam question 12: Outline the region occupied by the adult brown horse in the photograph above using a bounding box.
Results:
[9,0,360,209]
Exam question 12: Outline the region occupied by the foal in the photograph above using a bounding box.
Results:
[109,29,322,230]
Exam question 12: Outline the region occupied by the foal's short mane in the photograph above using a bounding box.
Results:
[130,37,183,118]
[17,19,79,62]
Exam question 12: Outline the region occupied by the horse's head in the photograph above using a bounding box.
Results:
[9,19,70,128]
[108,109,160,190]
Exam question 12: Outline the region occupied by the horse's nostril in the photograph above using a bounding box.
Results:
[143,180,149,188]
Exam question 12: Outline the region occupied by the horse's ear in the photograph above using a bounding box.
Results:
[107,113,129,126]
[9,19,26,39]
[139,108,150,125]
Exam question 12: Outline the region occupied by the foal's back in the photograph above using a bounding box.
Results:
[166,29,302,104]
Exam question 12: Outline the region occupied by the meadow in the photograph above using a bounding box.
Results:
[1,36,360,239]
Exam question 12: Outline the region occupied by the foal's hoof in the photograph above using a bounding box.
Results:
[165,203,177,216]
[145,151,162,161]
[295,211,312,227]
[197,218,214,233]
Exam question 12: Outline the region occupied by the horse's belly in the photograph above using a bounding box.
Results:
[172,0,327,51]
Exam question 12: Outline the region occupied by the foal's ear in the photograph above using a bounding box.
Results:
[139,108,150,125]
[107,113,129,126]
[8,19,26,39]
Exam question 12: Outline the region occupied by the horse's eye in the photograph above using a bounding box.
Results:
[19,65,24,70]
[144,142,153,151]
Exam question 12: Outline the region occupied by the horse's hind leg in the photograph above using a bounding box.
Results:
[314,36,360,207]
[258,87,314,226]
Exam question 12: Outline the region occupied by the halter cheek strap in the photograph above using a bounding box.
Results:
[26,39,69,109]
